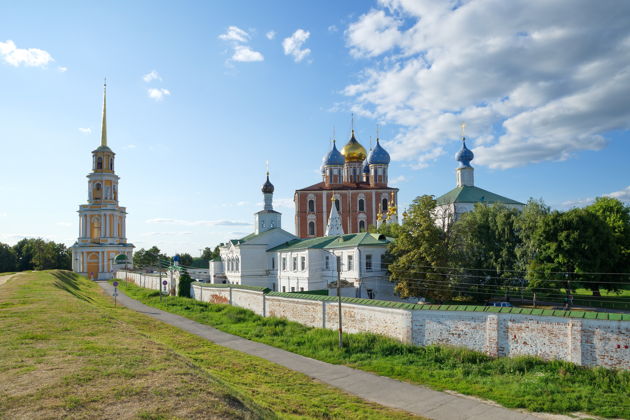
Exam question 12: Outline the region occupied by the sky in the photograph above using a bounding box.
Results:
[0,0,629,256]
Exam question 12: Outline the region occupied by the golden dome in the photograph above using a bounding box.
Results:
[340,131,367,162]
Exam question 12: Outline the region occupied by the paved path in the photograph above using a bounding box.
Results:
[98,282,541,420]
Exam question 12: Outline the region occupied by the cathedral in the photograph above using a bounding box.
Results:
[294,130,398,238]
[71,84,134,280]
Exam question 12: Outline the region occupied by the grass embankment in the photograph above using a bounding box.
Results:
[118,280,630,419]
[0,271,418,419]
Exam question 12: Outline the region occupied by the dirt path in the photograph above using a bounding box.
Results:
[0,274,16,287]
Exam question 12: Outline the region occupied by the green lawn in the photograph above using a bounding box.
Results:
[116,280,630,419]
[0,271,418,419]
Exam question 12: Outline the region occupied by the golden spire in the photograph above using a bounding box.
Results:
[460,122,466,141]
[101,79,107,147]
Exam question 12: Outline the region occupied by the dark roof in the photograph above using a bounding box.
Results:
[296,181,398,192]
[436,185,524,206]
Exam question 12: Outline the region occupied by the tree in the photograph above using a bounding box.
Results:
[585,197,630,278]
[133,246,168,269]
[178,270,193,297]
[525,208,618,296]
[200,247,220,261]
[0,243,17,272]
[10,238,71,271]
[175,253,193,267]
[449,203,521,302]
[386,195,452,302]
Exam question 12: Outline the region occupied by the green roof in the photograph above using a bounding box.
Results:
[268,232,391,252]
[436,185,524,206]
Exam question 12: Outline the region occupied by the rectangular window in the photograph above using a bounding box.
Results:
[366,254,372,271]
[271,257,275,270]
[292,257,297,271]
[347,255,354,271]
[325,255,330,270]
[379,254,384,270]
[282,257,286,271]
[282,286,286,293]
[336,256,341,272]
[291,287,295,292]
[300,287,304,292]
[367,289,375,299]
[301,256,306,271]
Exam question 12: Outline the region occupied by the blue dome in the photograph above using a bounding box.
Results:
[455,139,474,167]
[324,141,345,166]
[368,139,390,165]
[362,153,370,174]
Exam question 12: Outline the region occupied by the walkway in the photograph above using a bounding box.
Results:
[98,282,541,420]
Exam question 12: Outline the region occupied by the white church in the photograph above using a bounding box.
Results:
[212,173,400,300]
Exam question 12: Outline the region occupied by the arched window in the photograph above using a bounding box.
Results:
[97,157,103,169]
[382,198,388,212]
[308,221,315,236]
[93,183,102,200]
[358,198,365,212]
[335,199,340,211]
[109,158,114,170]
[359,220,366,232]
[308,199,315,212]
[236,257,240,272]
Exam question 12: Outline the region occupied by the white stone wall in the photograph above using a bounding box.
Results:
[133,281,630,369]
[114,270,179,295]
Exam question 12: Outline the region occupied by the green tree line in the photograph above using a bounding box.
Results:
[0,238,72,272]
[132,245,221,270]
[385,196,630,304]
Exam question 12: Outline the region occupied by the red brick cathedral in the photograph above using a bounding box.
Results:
[294,131,398,238]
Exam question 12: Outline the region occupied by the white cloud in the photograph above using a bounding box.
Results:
[389,175,407,186]
[146,218,251,227]
[343,0,630,169]
[328,25,339,33]
[219,26,264,64]
[266,30,276,40]
[56,222,72,227]
[147,88,171,101]
[562,185,630,208]
[219,26,250,43]
[57,66,67,72]
[143,70,162,83]
[0,40,54,67]
[282,29,311,62]
[232,45,264,62]
[607,186,630,202]
[78,128,91,134]
[0,212,7,217]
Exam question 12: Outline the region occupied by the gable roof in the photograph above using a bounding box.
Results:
[436,185,524,206]
[268,232,391,252]
[227,228,296,247]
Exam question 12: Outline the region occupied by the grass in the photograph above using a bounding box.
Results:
[117,279,630,419]
[0,271,419,419]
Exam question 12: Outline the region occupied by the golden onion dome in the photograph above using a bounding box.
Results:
[340,131,367,162]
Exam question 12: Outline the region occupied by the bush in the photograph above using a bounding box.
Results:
[177,271,193,297]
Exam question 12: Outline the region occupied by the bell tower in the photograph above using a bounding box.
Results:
[71,82,134,280]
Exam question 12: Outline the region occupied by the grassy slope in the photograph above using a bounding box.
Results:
[0,271,418,420]
[117,281,630,419]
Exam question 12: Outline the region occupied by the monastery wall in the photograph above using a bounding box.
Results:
[129,280,630,369]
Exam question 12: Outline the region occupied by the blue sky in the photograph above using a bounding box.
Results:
[1,0,629,255]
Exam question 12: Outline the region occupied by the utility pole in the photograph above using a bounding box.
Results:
[159,266,163,302]
[336,254,343,349]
